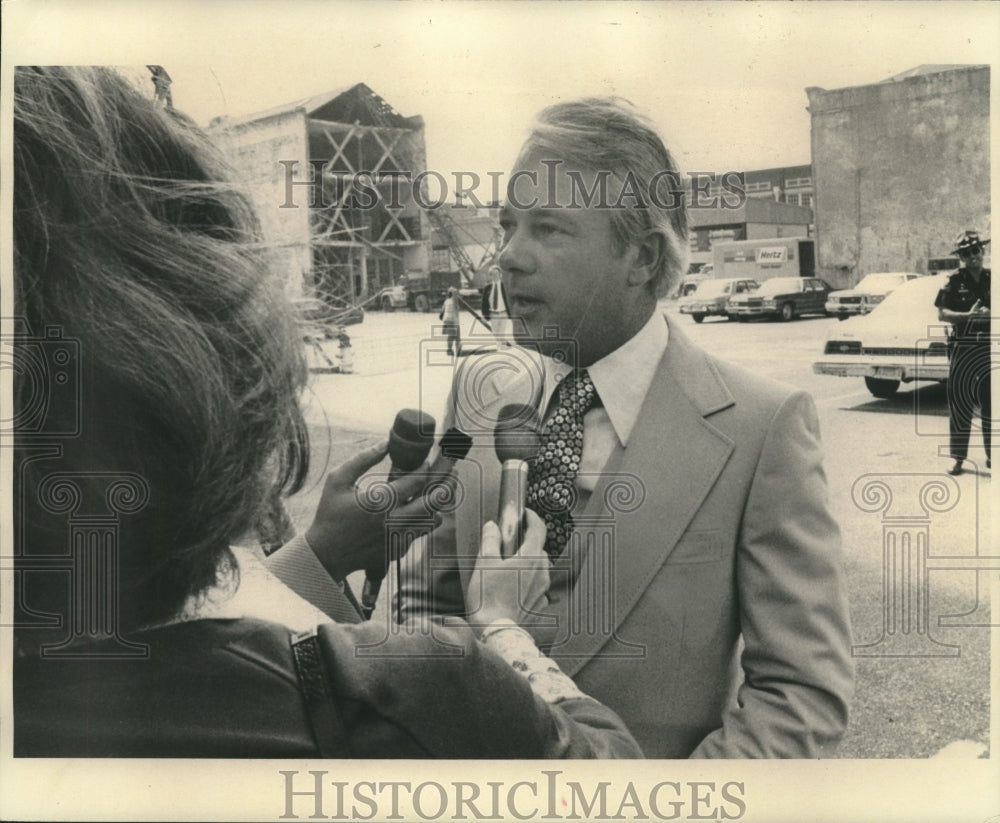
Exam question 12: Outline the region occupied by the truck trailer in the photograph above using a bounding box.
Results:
[712,237,815,282]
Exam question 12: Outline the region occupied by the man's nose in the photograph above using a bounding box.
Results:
[497,228,534,276]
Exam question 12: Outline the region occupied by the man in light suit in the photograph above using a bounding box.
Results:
[405,97,854,758]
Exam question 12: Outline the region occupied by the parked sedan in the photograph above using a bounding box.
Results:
[677,273,708,297]
[825,272,921,318]
[678,278,760,323]
[812,273,950,397]
[727,277,833,321]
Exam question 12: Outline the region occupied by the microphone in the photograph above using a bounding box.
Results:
[362,409,437,618]
[391,427,473,624]
[438,426,473,463]
[387,408,437,482]
[494,403,542,558]
[416,427,473,523]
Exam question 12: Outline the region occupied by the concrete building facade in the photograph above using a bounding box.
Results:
[807,64,990,289]
[743,164,814,208]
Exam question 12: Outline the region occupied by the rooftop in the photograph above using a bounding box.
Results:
[210,82,420,131]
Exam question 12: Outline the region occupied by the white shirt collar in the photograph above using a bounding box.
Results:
[542,309,669,446]
[170,545,330,633]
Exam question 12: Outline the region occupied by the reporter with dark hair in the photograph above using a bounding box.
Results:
[11,66,641,759]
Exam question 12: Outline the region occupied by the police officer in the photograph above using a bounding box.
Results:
[935,230,991,475]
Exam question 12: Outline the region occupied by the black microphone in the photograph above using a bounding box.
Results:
[422,426,474,502]
[438,426,473,463]
[387,408,437,482]
[391,427,473,624]
[494,404,542,558]
[362,409,436,618]
[414,427,473,522]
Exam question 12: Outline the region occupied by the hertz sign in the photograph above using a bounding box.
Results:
[755,246,789,266]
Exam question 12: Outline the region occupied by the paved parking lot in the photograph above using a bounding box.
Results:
[293,301,993,759]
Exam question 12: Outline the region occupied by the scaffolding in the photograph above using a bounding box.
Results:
[303,85,427,309]
[210,83,500,315]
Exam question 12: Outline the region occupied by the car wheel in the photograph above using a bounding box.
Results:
[780,302,795,321]
[725,313,734,321]
[414,294,430,313]
[865,376,900,398]
[381,295,395,312]
[692,313,705,323]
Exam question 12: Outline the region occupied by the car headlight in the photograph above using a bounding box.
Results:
[762,299,776,308]
[868,295,885,304]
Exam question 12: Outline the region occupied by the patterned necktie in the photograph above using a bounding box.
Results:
[526,369,599,561]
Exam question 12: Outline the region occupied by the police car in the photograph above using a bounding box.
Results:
[812,274,948,397]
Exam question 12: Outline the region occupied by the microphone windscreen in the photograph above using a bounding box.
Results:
[494,403,542,463]
[439,427,473,461]
[388,409,436,473]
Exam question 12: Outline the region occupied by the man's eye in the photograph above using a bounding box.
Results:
[535,222,561,236]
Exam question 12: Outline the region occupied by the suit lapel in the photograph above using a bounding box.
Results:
[553,317,737,674]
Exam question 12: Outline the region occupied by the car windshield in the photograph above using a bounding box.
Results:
[855,273,912,291]
[757,278,802,295]
[695,280,735,297]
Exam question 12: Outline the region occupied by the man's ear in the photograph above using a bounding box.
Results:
[627,229,667,288]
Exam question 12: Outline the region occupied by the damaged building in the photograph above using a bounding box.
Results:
[209,83,436,313]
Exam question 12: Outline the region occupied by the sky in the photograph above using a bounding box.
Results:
[5,1,998,189]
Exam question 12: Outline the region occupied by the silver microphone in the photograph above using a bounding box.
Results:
[493,404,542,558]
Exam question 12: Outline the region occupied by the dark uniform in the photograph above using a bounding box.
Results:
[934,267,991,465]
[481,279,509,320]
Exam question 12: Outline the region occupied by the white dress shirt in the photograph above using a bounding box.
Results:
[539,309,669,501]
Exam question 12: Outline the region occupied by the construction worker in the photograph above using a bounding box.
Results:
[440,287,461,356]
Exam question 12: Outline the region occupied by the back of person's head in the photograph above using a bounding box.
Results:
[519,97,689,298]
[13,66,309,631]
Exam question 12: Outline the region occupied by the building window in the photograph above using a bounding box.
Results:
[785,177,812,189]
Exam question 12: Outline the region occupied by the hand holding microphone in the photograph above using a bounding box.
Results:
[303,410,436,594]
[467,511,550,634]
[360,409,438,616]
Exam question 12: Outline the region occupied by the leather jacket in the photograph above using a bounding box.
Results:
[14,617,641,758]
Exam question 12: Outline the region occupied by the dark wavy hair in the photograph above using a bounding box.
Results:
[14,67,309,630]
